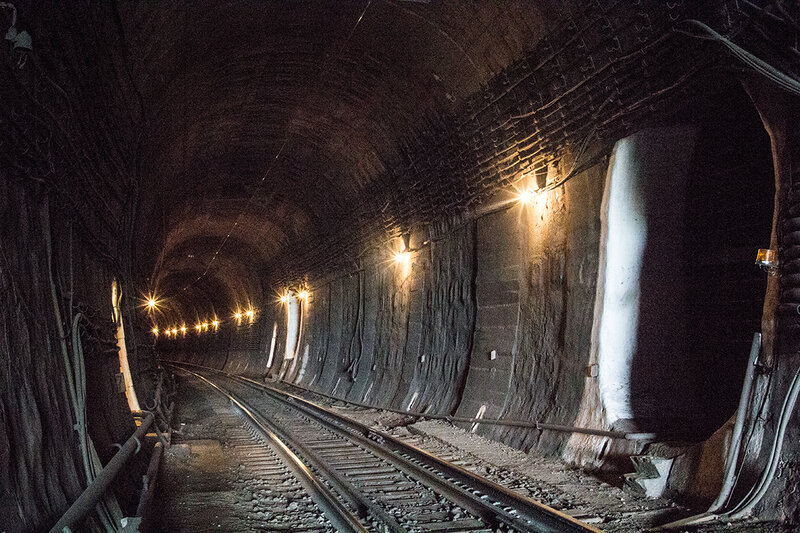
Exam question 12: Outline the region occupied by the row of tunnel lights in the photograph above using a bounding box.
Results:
[152,314,238,337]
[145,182,537,336]
[147,289,311,338]
[146,297,256,337]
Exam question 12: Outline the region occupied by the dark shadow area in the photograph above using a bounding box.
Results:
[628,85,774,441]
[684,86,774,436]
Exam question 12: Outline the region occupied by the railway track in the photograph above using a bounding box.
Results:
[154,377,340,531]
[168,363,599,533]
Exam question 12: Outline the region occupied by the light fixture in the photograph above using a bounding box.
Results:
[212,320,219,329]
[234,311,242,320]
[393,250,411,267]
[152,327,159,336]
[298,290,309,300]
[245,309,254,319]
[179,326,186,335]
[195,324,202,332]
[202,322,209,330]
[516,187,535,205]
[756,249,777,271]
[392,232,413,268]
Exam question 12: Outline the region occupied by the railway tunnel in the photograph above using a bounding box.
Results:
[3,1,800,531]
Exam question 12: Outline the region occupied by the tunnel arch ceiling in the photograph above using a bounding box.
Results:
[126,1,753,319]
[130,1,564,311]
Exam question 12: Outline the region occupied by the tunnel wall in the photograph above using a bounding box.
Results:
[163,154,608,461]
[483,157,607,456]
[279,157,605,451]
[1,4,156,528]
[454,208,521,428]
[160,103,781,510]
[744,80,800,523]
[0,179,147,530]
[279,221,477,415]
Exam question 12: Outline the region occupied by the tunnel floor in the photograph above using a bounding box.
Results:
[151,372,789,532]
[152,377,336,531]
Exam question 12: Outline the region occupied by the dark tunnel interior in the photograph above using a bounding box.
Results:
[3,1,800,531]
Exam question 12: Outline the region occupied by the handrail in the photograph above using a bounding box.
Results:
[49,413,154,533]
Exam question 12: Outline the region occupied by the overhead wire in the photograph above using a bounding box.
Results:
[674,19,800,96]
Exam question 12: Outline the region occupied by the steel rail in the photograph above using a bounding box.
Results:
[187,370,368,533]
[171,363,599,533]
[184,368,403,532]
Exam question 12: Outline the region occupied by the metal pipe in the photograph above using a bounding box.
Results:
[279,370,656,441]
[708,333,761,512]
[728,364,800,518]
[49,413,154,533]
[448,416,657,441]
[135,441,163,519]
[166,360,657,441]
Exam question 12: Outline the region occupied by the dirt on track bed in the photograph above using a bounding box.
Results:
[277,384,789,533]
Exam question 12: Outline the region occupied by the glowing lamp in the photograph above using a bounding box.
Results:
[152,327,159,336]
[298,290,309,300]
[393,250,411,266]
[173,328,179,335]
[517,188,535,205]
[234,312,242,320]
[212,320,219,328]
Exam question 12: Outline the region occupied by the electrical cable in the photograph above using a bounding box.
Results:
[658,364,800,530]
[726,365,800,518]
[72,314,124,531]
[722,355,775,511]
[43,199,123,529]
[675,19,800,96]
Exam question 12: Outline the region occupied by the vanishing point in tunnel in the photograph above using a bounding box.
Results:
[3,1,800,531]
